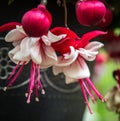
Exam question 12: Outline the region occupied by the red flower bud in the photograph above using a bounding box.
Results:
[21,4,52,37]
[96,8,113,28]
[76,0,106,26]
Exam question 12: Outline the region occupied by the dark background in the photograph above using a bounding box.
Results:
[0,0,87,121]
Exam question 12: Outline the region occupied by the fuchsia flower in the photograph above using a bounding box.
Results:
[0,4,54,103]
[42,27,106,113]
[3,25,57,103]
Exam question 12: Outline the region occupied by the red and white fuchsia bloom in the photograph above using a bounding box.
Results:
[42,27,106,113]
[4,25,57,103]
[0,4,53,103]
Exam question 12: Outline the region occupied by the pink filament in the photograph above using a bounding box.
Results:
[6,61,21,82]
[27,62,36,103]
[26,63,44,103]
[6,61,26,88]
[79,79,93,114]
[36,65,44,90]
[79,77,105,113]
[82,81,96,103]
[85,78,105,101]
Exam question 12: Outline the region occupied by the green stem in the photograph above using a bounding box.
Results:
[40,0,47,5]
[63,0,68,28]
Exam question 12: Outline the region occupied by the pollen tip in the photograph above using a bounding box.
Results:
[25,93,28,97]
[35,97,39,102]
[3,87,7,91]
[27,100,30,104]
[41,89,45,94]
[101,98,106,102]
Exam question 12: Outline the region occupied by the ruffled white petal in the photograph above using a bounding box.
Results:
[78,41,104,61]
[5,29,26,42]
[8,45,30,64]
[16,25,26,35]
[30,39,42,64]
[42,31,66,45]
[52,66,63,75]
[54,47,78,67]
[53,56,90,84]
[65,76,78,84]
[84,41,104,51]
[43,45,57,61]
[40,45,57,68]
[62,57,90,79]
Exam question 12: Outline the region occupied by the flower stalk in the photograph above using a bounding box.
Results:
[63,0,68,28]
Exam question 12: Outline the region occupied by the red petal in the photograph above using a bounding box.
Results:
[77,30,107,48]
[51,27,79,54]
[0,22,21,33]
[51,27,79,39]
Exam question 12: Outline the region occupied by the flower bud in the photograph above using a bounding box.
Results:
[75,0,106,26]
[21,4,52,37]
[96,8,113,28]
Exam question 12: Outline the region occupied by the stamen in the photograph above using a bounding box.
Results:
[37,65,45,94]
[6,61,21,82]
[41,89,45,94]
[27,90,33,104]
[33,83,39,101]
[85,78,105,102]
[82,80,96,103]
[79,79,93,114]
[26,62,36,103]
[35,97,39,102]
[4,61,25,90]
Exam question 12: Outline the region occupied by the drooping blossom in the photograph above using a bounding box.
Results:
[0,4,55,103]
[42,27,106,113]
[75,0,106,26]
[96,8,113,28]
[3,25,58,103]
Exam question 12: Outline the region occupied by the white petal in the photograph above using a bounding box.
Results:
[78,41,104,61]
[55,48,78,67]
[63,46,77,59]
[84,41,104,51]
[78,48,98,61]
[16,25,26,35]
[52,66,63,75]
[48,31,66,43]
[8,45,30,64]
[30,43,42,64]
[41,35,51,45]
[8,45,20,64]
[43,45,57,61]
[40,44,57,68]
[41,31,66,45]
[62,57,90,80]
[12,37,31,62]
[5,29,26,42]
[65,76,78,84]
